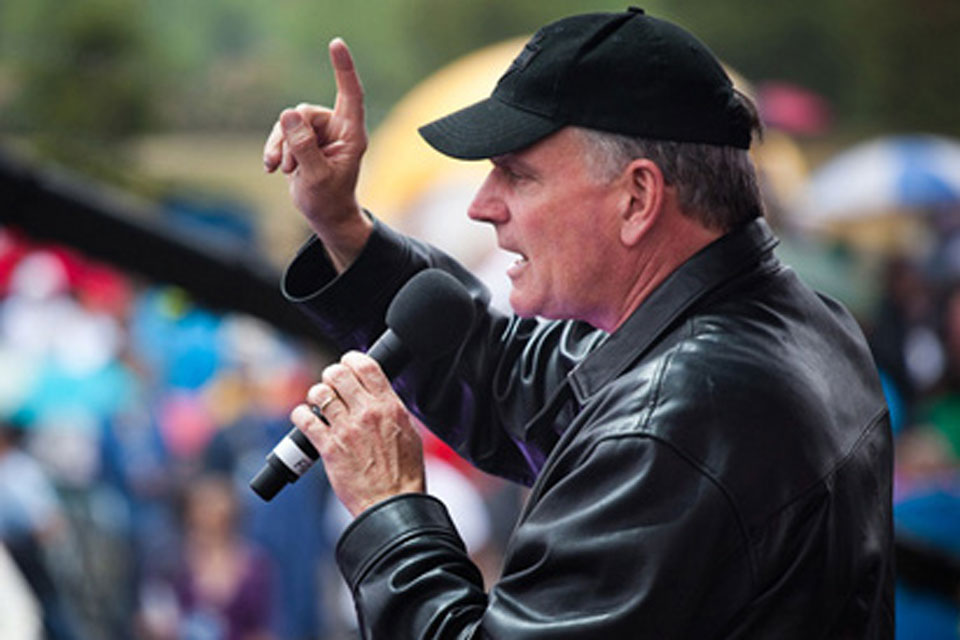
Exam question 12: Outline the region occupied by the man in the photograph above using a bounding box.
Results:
[264,8,894,638]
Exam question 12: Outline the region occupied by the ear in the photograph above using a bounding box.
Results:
[620,158,665,247]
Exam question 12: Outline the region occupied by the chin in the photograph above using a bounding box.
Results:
[508,291,540,319]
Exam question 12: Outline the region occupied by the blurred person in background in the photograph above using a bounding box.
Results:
[890,280,960,638]
[916,281,960,453]
[202,321,334,640]
[0,418,79,640]
[0,540,43,640]
[869,255,942,429]
[137,473,275,640]
[265,8,893,639]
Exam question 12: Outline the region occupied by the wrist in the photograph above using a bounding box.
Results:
[312,203,373,272]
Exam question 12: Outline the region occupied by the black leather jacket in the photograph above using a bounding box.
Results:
[283,218,894,639]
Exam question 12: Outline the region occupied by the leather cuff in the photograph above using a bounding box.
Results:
[336,493,461,592]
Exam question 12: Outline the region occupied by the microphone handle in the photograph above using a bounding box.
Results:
[250,329,412,502]
[249,427,318,500]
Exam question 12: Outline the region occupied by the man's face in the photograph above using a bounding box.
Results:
[467,128,625,325]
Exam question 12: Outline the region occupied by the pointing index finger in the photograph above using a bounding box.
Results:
[329,37,365,126]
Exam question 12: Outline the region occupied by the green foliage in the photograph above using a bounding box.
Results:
[1,0,958,150]
[1,0,157,177]
[4,0,154,138]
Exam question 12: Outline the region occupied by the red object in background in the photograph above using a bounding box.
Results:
[756,81,832,136]
[74,262,133,316]
[159,391,216,460]
[0,228,32,295]
[0,226,133,314]
[422,428,474,477]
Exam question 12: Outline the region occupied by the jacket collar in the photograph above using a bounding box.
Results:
[568,217,780,403]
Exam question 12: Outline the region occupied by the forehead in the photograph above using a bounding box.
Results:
[495,127,590,169]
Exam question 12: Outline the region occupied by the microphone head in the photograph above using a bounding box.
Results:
[385,269,474,360]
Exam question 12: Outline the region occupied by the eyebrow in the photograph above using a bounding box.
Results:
[491,154,538,177]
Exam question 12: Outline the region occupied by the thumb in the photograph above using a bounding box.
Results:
[281,110,327,170]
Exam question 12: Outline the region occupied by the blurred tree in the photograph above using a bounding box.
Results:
[664,0,960,137]
[399,0,609,71]
[1,0,959,147]
[4,0,157,169]
[842,0,960,135]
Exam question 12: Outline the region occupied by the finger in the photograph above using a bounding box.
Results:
[296,104,335,144]
[291,403,330,444]
[294,102,334,128]
[321,362,366,411]
[263,118,284,172]
[310,403,330,426]
[341,351,391,395]
[306,383,343,420]
[281,139,297,174]
[273,104,334,173]
[280,109,327,174]
[329,38,365,128]
[290,105,333,173]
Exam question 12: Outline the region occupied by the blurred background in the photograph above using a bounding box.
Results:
[2,1,960,638]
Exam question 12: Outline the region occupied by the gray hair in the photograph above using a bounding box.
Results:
[576,117,765,232]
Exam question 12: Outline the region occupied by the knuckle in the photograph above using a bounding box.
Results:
[290,404,311,427]
[362,406,383,426]
[288,131,315,150]
[306,383,328,405]
[316,437,333,457]
[343,351,377,376]
[344,422,365,445]
[391,403,409,423]
[320,366,341,387]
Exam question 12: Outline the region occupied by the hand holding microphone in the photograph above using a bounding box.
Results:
[250,269,474,506]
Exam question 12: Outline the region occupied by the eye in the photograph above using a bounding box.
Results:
[496,164,524,183]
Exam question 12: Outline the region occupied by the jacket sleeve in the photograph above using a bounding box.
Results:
[336,433,752,639]
[282,219,602,484]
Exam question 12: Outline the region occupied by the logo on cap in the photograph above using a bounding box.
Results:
[507,31,544,75]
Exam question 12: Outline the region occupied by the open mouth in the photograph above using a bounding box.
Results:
[505,250,529,278]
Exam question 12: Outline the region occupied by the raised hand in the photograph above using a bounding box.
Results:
[264,38,373,272]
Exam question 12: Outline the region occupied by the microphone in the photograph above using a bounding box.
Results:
[249,268,475,501]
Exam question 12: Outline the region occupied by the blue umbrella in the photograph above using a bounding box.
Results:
[795,134,960,227]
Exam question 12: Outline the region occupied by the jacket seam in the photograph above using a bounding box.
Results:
[754,405,889,530]
[636,318,760,587]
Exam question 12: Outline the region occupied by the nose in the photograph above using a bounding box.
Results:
[467,171,509,224]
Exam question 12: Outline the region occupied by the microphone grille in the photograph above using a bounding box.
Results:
[385,269,474,360]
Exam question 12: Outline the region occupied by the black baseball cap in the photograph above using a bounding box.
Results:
[419,7,753,159]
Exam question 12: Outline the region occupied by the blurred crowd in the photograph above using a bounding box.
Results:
[868,247,960,638]
[0,225,520,640]
[3,193,960,638]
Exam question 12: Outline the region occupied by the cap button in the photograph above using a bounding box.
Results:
[627,6,645,13]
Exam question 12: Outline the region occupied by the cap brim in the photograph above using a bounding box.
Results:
[418,97,562,160]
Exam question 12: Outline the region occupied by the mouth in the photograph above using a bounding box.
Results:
[504,249,529,278]
[498,242,527,263]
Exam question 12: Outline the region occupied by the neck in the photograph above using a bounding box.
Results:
[606,215,723,332]
[189,528,234,549]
